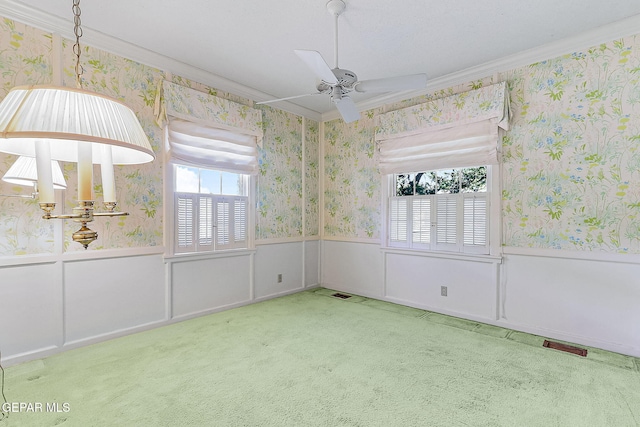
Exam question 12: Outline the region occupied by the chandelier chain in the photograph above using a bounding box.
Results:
[72,0,83,88]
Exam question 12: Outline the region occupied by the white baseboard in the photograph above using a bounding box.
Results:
[326,287,640,358]
[491,319,640,358]
[2,286,320,368]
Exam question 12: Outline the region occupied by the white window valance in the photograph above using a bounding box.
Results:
[376,82,510,174]
[168,118,258,174]
[158,81,263,174]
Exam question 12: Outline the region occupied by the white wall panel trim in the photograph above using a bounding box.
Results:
[255,236,319,245]
[382,248,502,264]
[0,257,57,267]
[385,295,496,323]
[2,345,58,368]
[503,246,640,264]
[62,247,166,262]
[321,236,381,244]
[164,249,255,264]
[0,247,166,267]
[171,299,253,322]
[253,286,313,304]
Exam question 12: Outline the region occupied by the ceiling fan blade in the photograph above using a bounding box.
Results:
[294,49,338,84]
[255,93,321,105]
[333,95,360,123]
[354,73,427,93]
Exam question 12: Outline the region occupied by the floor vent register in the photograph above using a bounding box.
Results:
[543,340,588,357]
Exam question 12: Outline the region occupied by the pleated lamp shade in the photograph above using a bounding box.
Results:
[0,85,155,165]
[2,156,67,189]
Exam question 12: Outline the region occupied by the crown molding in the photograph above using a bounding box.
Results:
[322,13,640,122]
[0,0,322,122]
[0,1,638,124]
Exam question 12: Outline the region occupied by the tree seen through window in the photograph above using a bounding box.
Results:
[396,167,487,196]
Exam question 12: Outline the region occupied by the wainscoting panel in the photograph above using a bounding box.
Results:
[0,262,62,358]
[385,252,499,321]
[501,253,640,357]
[171,254,252,318]
[254,242,304,299]
[64,255,166,344]
[321,240,384,298]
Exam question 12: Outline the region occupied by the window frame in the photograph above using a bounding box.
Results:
[383,165,500,257]
[167,161,255,256]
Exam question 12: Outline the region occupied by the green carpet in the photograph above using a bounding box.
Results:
[1,288,639,426]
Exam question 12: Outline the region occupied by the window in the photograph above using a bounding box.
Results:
[174,165,249,253]
[165,116,258,255]
[388,166,489,254]
[375,83,509,257]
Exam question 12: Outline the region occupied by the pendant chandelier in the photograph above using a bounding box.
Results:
[0,0,155,249]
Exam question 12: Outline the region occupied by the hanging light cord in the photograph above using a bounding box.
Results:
[0,350,7,421]
[72,0,84,89]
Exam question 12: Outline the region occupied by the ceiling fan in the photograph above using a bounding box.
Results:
[257,0,427,123]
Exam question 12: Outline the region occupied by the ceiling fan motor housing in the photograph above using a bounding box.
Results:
[257,0,425,124]
[317,68,358,94]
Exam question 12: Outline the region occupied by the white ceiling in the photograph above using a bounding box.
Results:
[3,0,640,120]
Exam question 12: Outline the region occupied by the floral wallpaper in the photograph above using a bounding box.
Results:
[169,75,253,107]
[61,40,164,251]
[321,78,497,242]
[502,35,640,253]
[0,15,314,255]
[323,111,380,239]
[4,13,638,255]
[162,81,312,242]
[325,34,640,254]
[375,82,510,140]
[162,80,263,142]
[384,78,497,114]
[256,106,304,240]
[305,118,319,237]
[0,19,55,255]
[0,18,52,92]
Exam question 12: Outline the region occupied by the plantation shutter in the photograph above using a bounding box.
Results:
[463,195,488,250]
[198,195,214,249]
[412,197,431,245]
[389,198,408,244]
[213,196,248,250]
[175,193,196,252]
[234,198,248,245]
[216,198,231,248]
[436,196,457,249]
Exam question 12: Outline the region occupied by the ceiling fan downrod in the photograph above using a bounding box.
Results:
[326,0,346,69]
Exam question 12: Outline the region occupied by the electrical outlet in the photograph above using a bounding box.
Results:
[441,286,448,297]
[277,274,283,283]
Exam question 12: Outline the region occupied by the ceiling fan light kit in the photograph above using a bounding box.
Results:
[258,0,427,123]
